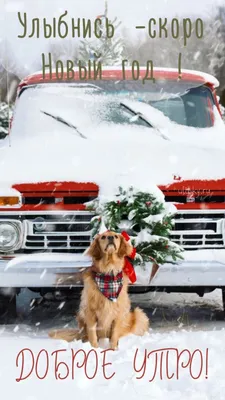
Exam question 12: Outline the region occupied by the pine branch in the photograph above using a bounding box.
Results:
[88,186,184,266]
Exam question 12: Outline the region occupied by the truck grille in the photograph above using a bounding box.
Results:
[21,210,225,251]
[23,211,94,252]
[170,210,225,249]
[1,209,225,253]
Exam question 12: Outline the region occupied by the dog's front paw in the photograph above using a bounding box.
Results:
[90,341,99,348]
[110,341,119,350]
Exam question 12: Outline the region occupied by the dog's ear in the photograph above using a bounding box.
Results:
[118,235,132,258]
[87,237,102,260]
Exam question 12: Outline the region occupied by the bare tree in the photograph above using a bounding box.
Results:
[208,7,225,104]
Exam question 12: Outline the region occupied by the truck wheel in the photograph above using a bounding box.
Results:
[0,290,17,322]
[222,289,225,320]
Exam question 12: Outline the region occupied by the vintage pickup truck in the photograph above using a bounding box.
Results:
[0,66,225,319]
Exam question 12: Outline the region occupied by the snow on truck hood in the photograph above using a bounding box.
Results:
[1,114,225,193]
[1,92,225,192]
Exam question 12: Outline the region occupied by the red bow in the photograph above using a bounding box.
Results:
[121,231,137,284]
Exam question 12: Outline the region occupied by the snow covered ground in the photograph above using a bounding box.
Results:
[0,289,224,400]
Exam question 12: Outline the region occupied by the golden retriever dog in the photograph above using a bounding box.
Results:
[49,231,149,349]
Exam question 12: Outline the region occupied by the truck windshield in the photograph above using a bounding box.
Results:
[12,80,216,139]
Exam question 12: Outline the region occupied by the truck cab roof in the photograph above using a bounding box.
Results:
[19,67,219,90]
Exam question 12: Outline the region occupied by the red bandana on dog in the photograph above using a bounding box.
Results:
[94,271,123,302]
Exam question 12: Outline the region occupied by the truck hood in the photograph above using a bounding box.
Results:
[12,177,225,200]
[2,123,225,195]
[10,177,225,212]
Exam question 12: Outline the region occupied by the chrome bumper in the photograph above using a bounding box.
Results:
[0,250,225,288]
[0,254,92,288]
[151,249,225,286]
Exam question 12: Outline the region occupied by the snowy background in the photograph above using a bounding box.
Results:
[0,0,225,104]
[1,0,225,130]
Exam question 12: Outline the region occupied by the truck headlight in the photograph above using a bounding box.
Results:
[0,222,22,252]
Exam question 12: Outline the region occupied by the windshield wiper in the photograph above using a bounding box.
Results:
[120,102,153,128]
[71,83,103,91]
[120,102,170,141]
[41,111,87,139]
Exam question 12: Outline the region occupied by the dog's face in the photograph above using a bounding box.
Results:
[98,232,121,254]
[88,231,132,261]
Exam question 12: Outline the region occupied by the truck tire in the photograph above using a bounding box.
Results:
[0,290,17,322]
[222,289,225,320]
